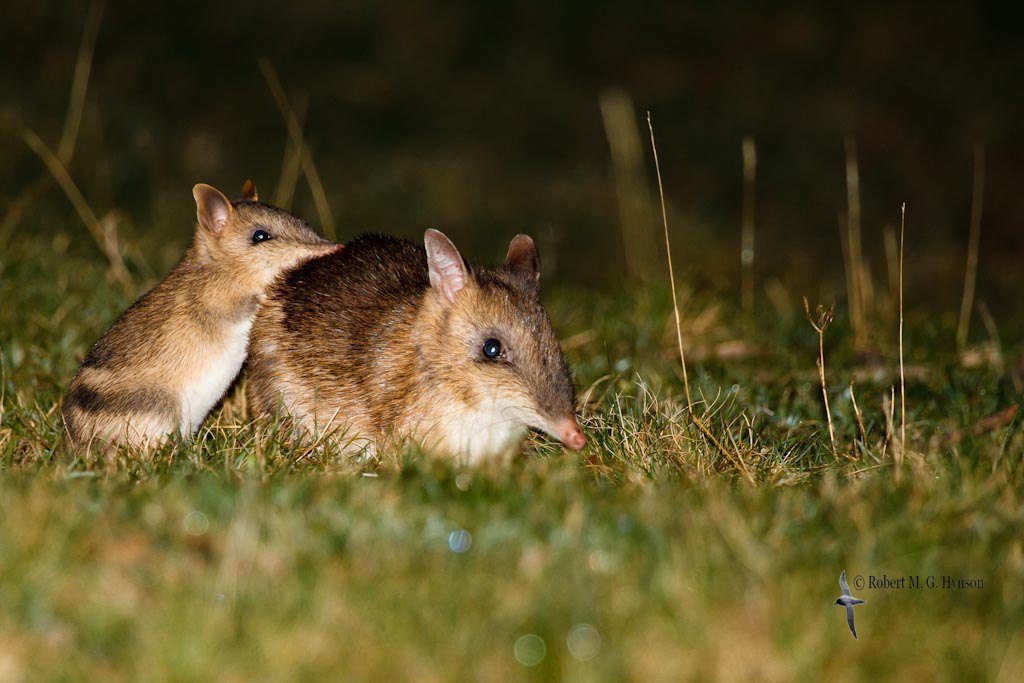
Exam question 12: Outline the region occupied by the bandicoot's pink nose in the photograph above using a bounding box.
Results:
[555,417,587,451]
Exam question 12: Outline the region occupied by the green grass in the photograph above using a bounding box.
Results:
[2,235,1022,681]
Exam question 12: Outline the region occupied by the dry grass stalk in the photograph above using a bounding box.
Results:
[881,385,896,466]
[741,136,757,319]
[646,112,693,411]
[950,404,1019,445]
[22,129,131,289]
[600,89,659,281]
[0,345,6,425]
[0,0,104,244]
[898,202,907,465]
[957,143,986,350]
[978,301,1004,364]
[803,298,837,457]
[647,113,754,484]
[274,95,309,208]
[850,379,868,458]
[883,223,899,316]
[258,59,336,241]
[843,137,873,348]
[59,0,106,161]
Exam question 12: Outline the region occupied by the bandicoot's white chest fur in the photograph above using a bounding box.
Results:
[179,320,252,435]
[423,394,528,464]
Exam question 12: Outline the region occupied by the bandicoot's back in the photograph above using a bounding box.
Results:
[246,230,587,463]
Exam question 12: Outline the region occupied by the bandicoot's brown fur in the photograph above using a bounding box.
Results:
[62,181,339,452]
[246,229,587,464]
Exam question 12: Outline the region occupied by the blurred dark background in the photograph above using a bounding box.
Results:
[2,1,1022,304]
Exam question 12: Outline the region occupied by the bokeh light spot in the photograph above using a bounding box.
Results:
[567,624,601,661]
[184,510,209,536]
[448,529,472,553]
[514,634,546,666]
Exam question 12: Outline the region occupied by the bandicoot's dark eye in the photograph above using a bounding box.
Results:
[251,229,272,244]
[482,338,503,359]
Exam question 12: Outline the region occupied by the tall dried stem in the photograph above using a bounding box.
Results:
[803,298,837,457]
[850,379,867,458]
[23,129,131,289]
[0,0,105,243]
[259,59,336,241]
[898,203,907,463]
[957,144,985,350]
[647,113,753,484]
[741,137,757,320]
[600,90,658,281]
[843,138,873,348]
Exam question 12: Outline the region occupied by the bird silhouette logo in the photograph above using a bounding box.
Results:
[834,570,867,639]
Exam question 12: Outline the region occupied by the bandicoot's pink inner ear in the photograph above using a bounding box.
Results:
[193,184,232,235]
[424,228,467,305]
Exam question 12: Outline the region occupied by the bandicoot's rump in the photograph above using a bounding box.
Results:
[247,230,586,464]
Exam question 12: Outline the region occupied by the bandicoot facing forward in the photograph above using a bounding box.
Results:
[247,229,587,464]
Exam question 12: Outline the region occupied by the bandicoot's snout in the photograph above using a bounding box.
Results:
[553,416,587,451]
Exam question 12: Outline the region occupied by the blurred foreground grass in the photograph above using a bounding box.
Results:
[1,236,1022,681]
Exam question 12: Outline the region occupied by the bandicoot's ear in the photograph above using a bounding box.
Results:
[193,184,233,235]
[240,179,258,202]
[503,234,540,289]
[424,229,469,305]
